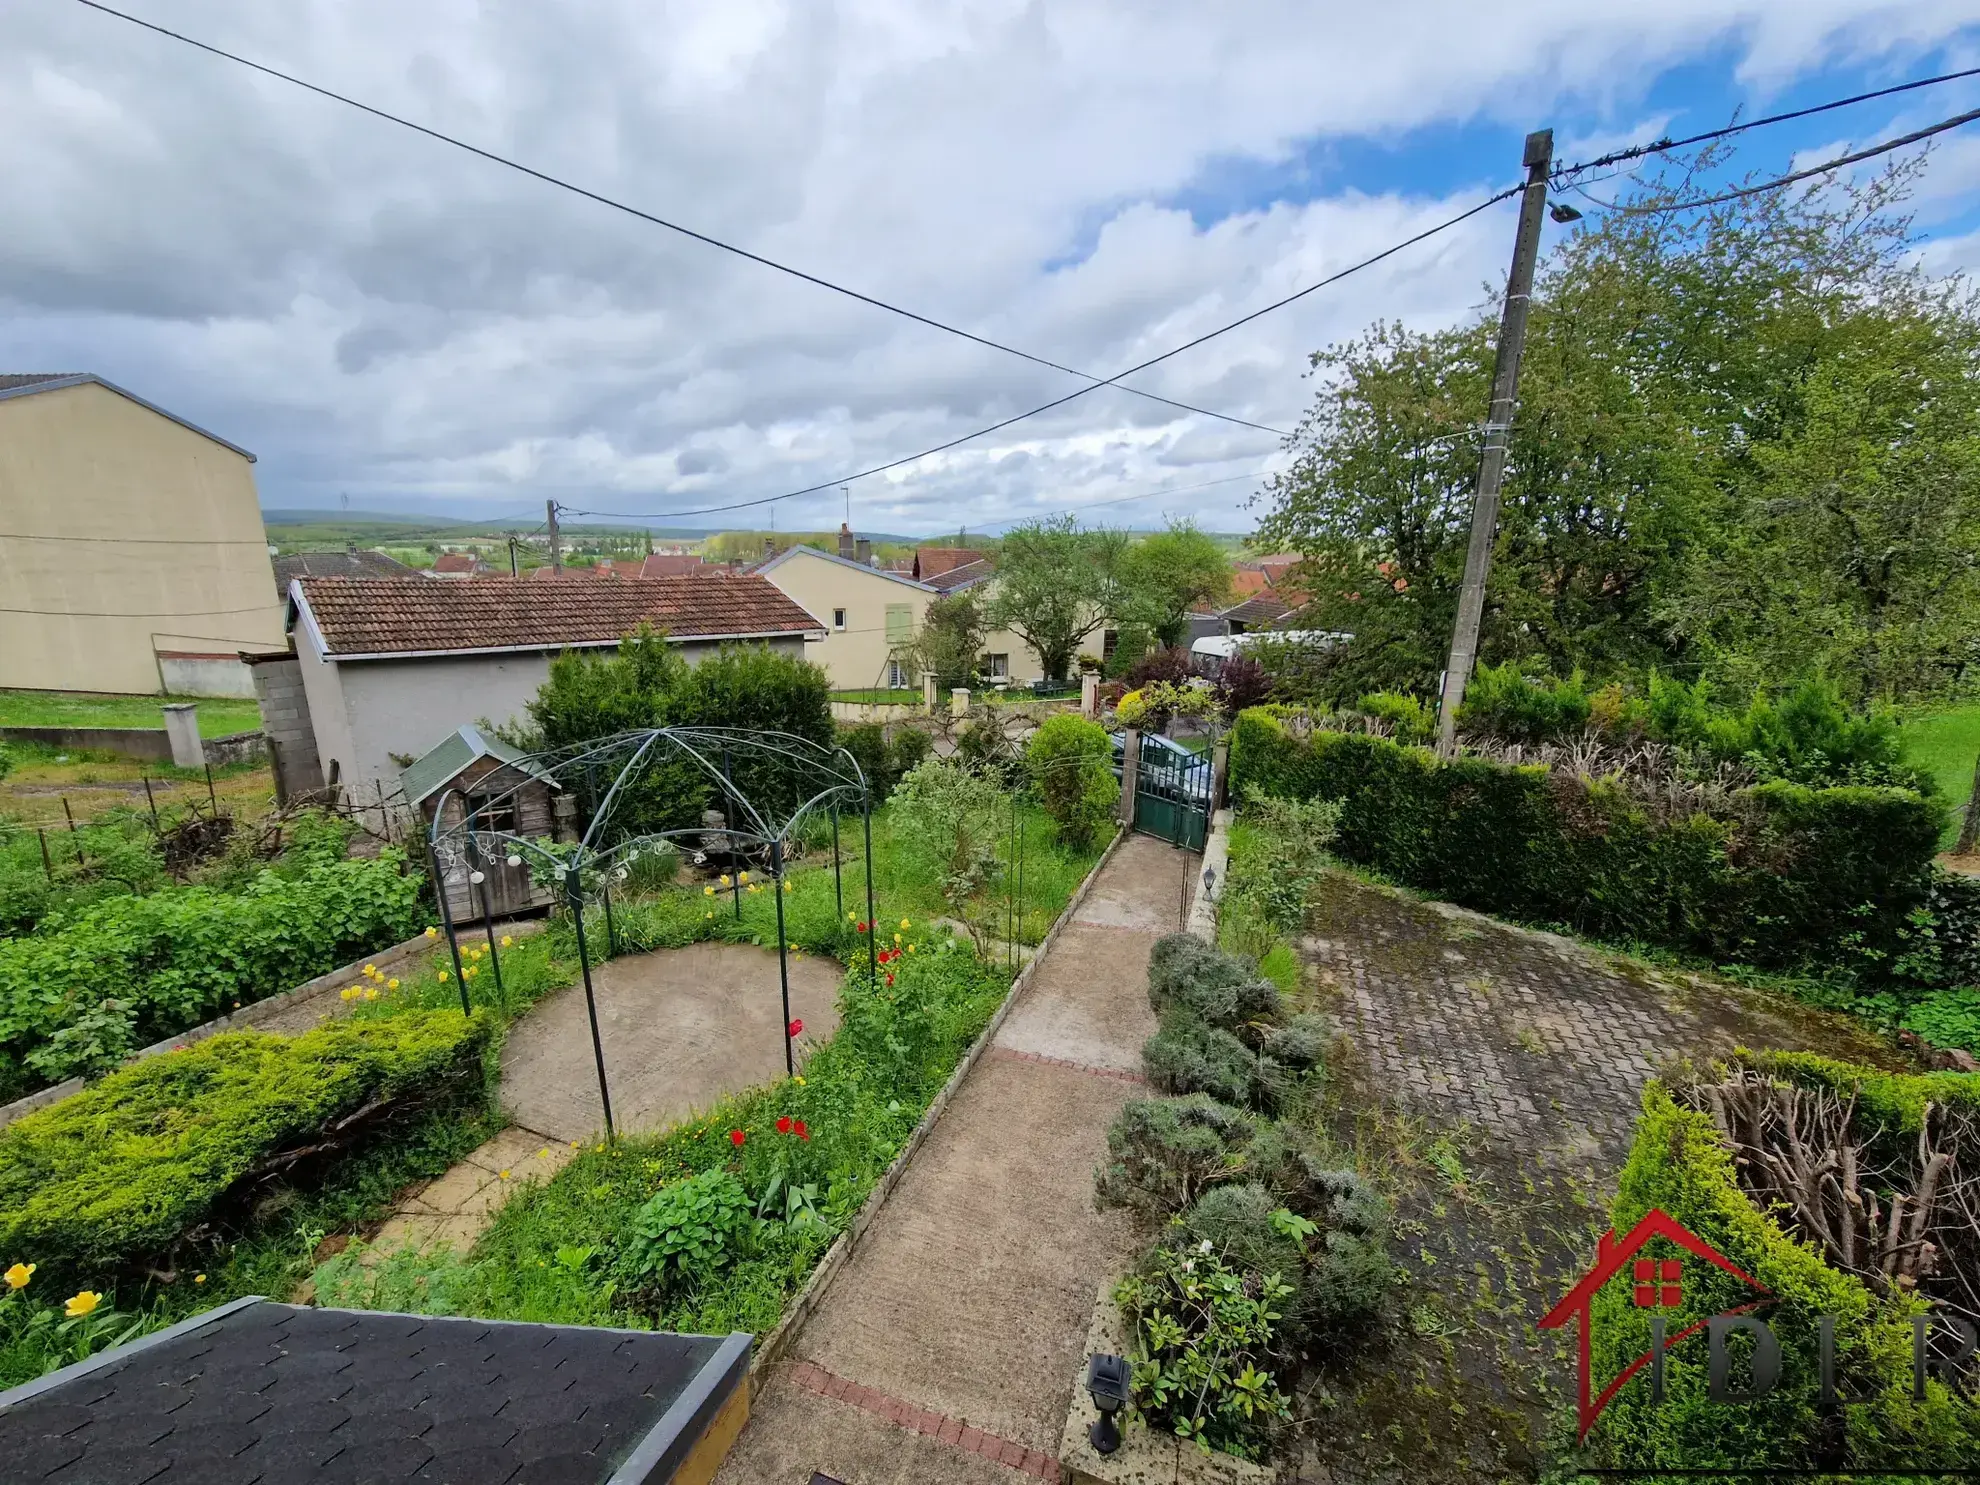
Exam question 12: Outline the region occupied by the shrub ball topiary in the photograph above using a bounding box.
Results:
[1262,1012,1332,1070]
[1094,1094,1260,1216]
[1147,932,1282,1030]
[1143,1011,1287,1111]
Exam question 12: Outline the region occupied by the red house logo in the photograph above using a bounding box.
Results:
[1539,1208,1771,1440]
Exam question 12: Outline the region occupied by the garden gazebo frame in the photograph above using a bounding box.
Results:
[425,727,878,1138]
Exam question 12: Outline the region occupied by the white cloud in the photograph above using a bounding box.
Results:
[2,0,1976,532]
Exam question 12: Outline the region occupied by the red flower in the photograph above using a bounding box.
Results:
[776,1115,794,1135]
[729,1128,745,1147]
[885,972,895,986]
[788,1018,803,1038]
[856,921,869,933]
[794,1121,809,1140]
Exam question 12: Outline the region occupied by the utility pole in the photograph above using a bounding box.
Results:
[546,499,562,573]
[507,535,518,578]
[1435,127,1554,757]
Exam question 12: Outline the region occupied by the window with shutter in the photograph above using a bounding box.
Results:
[885,604,912,643]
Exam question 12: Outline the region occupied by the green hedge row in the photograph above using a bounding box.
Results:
[1227,708,1940,975]
[1587,1075,1978,1471]
[0,1010,490,1285]
[0,852,427,1100]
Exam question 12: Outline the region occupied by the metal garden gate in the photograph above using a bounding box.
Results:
[1130,733,1212,850]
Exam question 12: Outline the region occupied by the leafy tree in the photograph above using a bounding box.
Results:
[987,516,1126,681]
[1255,148,1980,705]
[902,590,987,689]
[1116,521,1233,649]
[890,758,1005,941]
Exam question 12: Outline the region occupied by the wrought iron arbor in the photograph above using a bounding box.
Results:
[424,727,878,1138]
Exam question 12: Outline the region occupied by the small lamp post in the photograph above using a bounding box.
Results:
[1085,1353,1130,1455]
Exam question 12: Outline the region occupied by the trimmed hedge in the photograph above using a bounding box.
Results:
[1228,708,1940,975]
[1588,1080,1978,1471]
[0,1010,490,1284]
[0,852,426,1099]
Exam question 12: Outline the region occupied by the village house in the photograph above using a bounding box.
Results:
[252,572,824,809]
[429,551,487,578]
[0,372,285,696]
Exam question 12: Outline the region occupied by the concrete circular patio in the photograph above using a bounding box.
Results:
[498,940,845,1142]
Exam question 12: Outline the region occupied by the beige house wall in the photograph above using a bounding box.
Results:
[757,548,932,690]
[0,381,284,694]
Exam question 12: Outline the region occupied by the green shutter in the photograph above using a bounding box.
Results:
[885,604,912,643]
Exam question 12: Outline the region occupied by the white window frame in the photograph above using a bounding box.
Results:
[832,607,847,631]
[983,652,1009,679]
[888,660,909,688]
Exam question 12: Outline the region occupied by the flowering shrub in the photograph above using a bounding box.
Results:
[1114,1241,1293,1459]
[0,851,425,1098]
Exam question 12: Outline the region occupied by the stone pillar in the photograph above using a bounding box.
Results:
[1118,728,1140,825]
[950,687,970,718]
[923,673,939,712]
[1210,738,1230,810]
[162,703,205,771]
[249,654,323,804]
[1080,671,1099,718]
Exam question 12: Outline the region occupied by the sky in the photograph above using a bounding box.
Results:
[5,0,1980,539]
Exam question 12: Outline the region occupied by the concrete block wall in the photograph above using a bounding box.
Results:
[250,655,324,804]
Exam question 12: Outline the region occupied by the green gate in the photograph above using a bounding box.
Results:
[1129,733,1212,851]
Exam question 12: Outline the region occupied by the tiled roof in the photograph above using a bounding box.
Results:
[923,558,994,593]
[0,373,79,392]
[432,552,483,574]
[640,553,707,578]
[1221,593,1294,627]
[295,573,823,658]
[272,549,417,587]
[1228,569,1272,599]
[913,547,989,580]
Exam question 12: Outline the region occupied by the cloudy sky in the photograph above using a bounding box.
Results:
[5,1,1980,537]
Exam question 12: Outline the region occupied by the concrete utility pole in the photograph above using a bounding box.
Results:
[1435,127,1555,757]
[546,499,562,573]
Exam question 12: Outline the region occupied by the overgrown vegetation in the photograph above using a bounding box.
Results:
[0,839,424,1099]
[1097,933,1396,1460]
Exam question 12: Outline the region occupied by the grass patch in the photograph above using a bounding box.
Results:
[0,690,262,738]
[1900,702,1980,847]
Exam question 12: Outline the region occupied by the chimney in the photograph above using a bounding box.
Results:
[856,538,873,566]
[839,523,857,561]
[763,537,776,558]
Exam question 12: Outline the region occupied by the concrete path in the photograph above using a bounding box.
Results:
[715,832,1189,1485]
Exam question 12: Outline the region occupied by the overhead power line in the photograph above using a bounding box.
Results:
[559,182,1524,524]
[69,0,1283,439]
[1550,62,1980,179]
[1573,105,1980,214]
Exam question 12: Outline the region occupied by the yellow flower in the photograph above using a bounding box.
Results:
[704,886,715,897]
[498,1169,511,1180]
[908,943,917,953]
[570,1141,581,1149]
[425,927,438,939]
[363,964,377,976]
[5,1262,33,1290]
[193,1274,206,1284]
[363,987,379,1001]
[719,873,732,887]
[737,871,750,884]
[783,880,793,892]
[793,1075,806,1086]
[538,1147,550,1159]
[893,933,902,944]
[705,911,713,920]
[437,970,450,982]
[848,912,857,922]
[501,935,514,948]
[387,978,400,990]
[64,1290,101,1318]
[900,918,911,930]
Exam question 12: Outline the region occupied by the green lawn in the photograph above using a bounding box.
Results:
[1900,703,1980,847]
[0,690,262,738]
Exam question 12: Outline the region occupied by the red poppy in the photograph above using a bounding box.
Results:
[794,1121,809,1140]
[729,1128,745,1147]
[885,972,895,986]
[776,1115,794,1135]
[856,921,869,933]
[788,1017,803,1037]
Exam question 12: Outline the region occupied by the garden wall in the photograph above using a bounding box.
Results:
[1228,708,1940,975]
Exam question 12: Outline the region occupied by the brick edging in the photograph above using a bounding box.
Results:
[749,826,1129,1376]
[788,1360,1057,1479]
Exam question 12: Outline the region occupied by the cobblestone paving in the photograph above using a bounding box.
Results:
[1305,869,1895,1168]
[1291,868,1901,1484]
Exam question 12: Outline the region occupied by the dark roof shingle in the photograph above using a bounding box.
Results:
[273,550,418,587]
[296,574,823,658]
